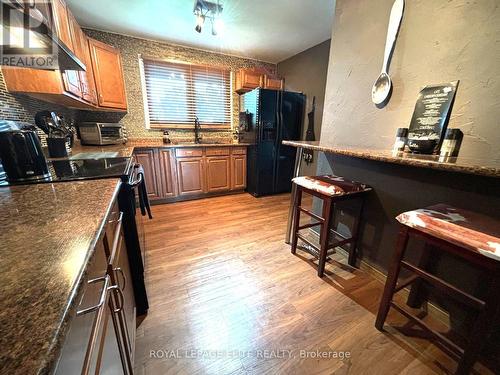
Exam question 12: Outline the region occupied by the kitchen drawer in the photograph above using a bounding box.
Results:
[231,147,247,155]
[206,147,230,156]
[175,148,203,158]
[56,240,109,374]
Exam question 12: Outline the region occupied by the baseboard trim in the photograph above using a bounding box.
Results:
[150,189,246,205]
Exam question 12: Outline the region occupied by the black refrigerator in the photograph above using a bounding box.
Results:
[239,88,305,197]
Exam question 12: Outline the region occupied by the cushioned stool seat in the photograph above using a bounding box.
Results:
[376,204,500,375]
[396,204,500,260]
[292,175,370,197]
[290,174,371,277]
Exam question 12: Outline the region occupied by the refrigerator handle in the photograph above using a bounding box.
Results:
[257,117,262,142]
[279,92,284,140]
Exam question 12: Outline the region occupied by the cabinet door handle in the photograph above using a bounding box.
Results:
[108,211,123,225]
[113,267,126,291]
[77,275,110,316]
[109,285,125,313]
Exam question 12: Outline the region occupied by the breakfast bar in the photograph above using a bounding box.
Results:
[282,140,500,244]
[282,139,500,370]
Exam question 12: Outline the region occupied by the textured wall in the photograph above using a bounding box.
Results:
[320,0,500,161]
[277,40,331,175]
[316,0,500,353]
[79,29,276,142]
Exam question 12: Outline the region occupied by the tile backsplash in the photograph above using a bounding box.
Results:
[0,73,77,125]
[0,29,275,145]
[79,29,276,143]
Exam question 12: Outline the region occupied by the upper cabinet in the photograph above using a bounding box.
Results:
[263,75,284,91]
[235,69,262,93]
[1,0,126,111]
[69,13,97,105]
[88,38,127,110]
[52,0,74,52]
[235,68,284,94]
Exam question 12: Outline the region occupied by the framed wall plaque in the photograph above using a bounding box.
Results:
[407,81,459,154]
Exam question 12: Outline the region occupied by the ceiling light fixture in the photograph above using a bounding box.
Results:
[195,14,205,33]
[193,0,223,36]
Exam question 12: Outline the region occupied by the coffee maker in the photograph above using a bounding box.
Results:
[0,121,50,182]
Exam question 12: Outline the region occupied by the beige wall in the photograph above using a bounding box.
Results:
[277,40,331,175]
[320,0,499,161]
[80,29,276,142]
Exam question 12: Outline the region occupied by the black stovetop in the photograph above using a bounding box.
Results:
[0,157,132,186]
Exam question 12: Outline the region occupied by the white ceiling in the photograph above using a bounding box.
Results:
[65,0,335,63]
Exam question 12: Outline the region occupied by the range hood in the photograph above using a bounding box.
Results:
[0,0,85,71]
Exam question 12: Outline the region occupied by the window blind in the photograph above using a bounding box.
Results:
[141,58,231,128]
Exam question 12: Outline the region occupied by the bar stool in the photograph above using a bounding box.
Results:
[290,175,372,277]
[375,204,500,375]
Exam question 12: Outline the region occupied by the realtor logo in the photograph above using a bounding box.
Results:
[1,0,58,69]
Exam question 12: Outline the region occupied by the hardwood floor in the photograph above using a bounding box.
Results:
[134,193,492,375]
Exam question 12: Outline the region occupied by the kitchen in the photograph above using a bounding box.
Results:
[0,1,499,374]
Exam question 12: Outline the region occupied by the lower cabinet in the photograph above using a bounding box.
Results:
[134,146,247,202]
[176,157,205,195]
[134,148,162,200]
[107,218,136,370]
[158,149,177,198]
[231,154,247,190]
[206,156,231,192]
[56,203,135,375]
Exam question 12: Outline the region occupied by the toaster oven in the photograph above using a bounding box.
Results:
[78,122,126,145]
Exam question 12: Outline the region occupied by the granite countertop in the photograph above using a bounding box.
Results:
[282,140,499,178]
[0,179,121,375]
[68,140,252,158]
[0,138,252,374]
[127,139,252,148]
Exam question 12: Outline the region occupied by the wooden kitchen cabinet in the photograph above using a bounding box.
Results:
[70,13,98,105]
[1,1,126,111]
[134,145,247,203]
[55,239,108,374]
[206,156,231,192]
[1,0,86,107]
[88,38,128,110]
[263,75,284,90]
[235,69,284,94]
[134,148,163,200]
[52,0,74,52]
[158,149,178,198]
[235,69,263,94]
[231,154,247,190]
[107,221,136,370]
[56,203,134,375]
[176,157,205,195]
[61,12,83,98]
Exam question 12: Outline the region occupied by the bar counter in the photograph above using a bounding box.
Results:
[282,141,499,178]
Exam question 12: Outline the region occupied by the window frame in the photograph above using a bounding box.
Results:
[139,55,233,130]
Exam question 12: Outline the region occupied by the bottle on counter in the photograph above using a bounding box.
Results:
[163,130,171,144]
[439,128,463,161]
[393,128,408,152]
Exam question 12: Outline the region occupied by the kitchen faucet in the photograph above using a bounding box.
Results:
[194,116,202,144]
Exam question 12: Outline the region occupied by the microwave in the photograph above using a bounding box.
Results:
[78,122,126,145]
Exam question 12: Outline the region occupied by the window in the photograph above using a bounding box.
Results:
[140,58,232,129]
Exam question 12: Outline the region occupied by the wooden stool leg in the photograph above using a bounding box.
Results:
[348,197,365,267]
[455,275,500,375]
[290,187,302,254]
[317,197,333,278]
[406,243,433,308]
[375,226,409,330]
